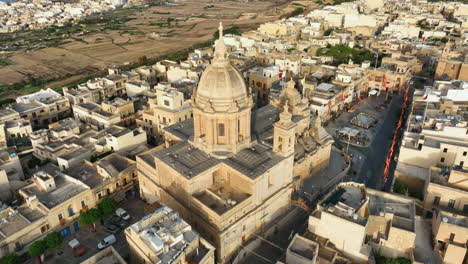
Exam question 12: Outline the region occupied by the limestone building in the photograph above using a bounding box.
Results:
[308,182,417,263]
[81,246,127,264]
[125,206,215,264]
[137,85,192,145]
[137,23,332,263]
[277,233,353,264]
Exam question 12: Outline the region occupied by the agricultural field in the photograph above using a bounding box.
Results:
[0,0,319,99]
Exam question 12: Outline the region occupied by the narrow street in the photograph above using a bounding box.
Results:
[243,83,420,263]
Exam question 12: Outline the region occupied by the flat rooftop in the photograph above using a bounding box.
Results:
[64,161,101,188]
[320,184,368,226]
[49,117,81,132]
[320,183,415,231]
[81,246,126,264]
[287,234,318,262]
[58,146,90,161]
[20,176,88,209]
[440,211,468,228]
[367,191,415,232]
[163,119,194,141]
[0,208,31,241]
[395,162,429,181]
[128,206,207,264]
[11,101,44,113]
[154,141,221,178]
[77,102,100,111]
[98,153,135,177]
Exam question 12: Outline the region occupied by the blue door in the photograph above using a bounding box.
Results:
[60,226,71,238]
[73,221,79,232]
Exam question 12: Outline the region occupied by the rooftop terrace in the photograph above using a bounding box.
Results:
[128,206,209,264]
[20,174,89,209]
[0,208,31,241]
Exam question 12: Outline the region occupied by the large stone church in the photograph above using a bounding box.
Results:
[136,23,332,263]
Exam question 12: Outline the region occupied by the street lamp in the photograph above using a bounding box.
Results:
[346,133,351,155]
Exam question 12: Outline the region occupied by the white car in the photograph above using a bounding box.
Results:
[115,208,130,221]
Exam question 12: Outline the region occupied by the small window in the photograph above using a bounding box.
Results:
[433,196,440,206]
[461,161,465,167]
[443,148,448,153]
[440,158,445,163]
[81,200,86,207]
[58,214,63,220]
[68,208,74,217]
[218,123,225,137]
[164,100,170,106]
[463,151,467,156]
[448,199,455,208]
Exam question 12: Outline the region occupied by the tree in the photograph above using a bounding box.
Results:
[98,197,117,217]
[28,240,47,264]
[393,180,409,196]
[45,232,63,249]
[0,253,19,264]
[324,28,334,36]
[79,208,101,232]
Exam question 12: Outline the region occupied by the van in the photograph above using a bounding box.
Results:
[97,234,116,250]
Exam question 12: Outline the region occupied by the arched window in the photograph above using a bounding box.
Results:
[218,123,225,137]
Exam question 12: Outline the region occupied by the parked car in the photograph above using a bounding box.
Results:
[115,208,130,220]
[68,239,86,257]
[106,224,120,234]
[97,234,116,250]
[110,215,128,228]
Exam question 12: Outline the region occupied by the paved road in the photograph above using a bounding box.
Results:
[352,93,402,189]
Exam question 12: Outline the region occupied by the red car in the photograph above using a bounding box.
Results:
[68,239,86,257]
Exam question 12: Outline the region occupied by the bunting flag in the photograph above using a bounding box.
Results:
[423,88,431,100]
[275,28,280,35]
[383,81,411,185]
[278,72,284,79]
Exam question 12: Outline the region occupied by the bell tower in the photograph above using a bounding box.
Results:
[273,103,297,157]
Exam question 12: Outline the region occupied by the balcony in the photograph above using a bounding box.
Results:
[82,205,88,212]
[59,218,66,226]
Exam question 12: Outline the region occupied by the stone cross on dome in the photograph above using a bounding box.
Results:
[212,22,229,66]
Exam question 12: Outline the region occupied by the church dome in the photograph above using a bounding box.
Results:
[193,23,251,113]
